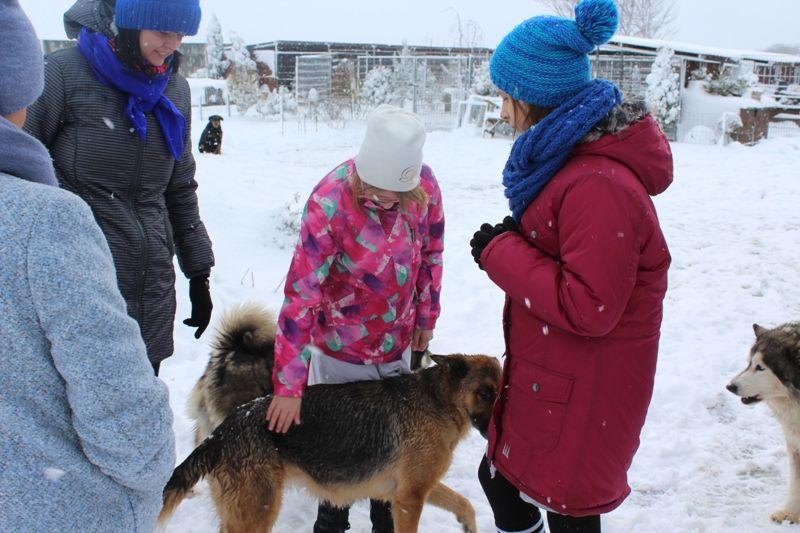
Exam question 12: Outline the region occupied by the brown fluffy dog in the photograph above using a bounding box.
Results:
[187,302,276,445]
[159,353,501,533]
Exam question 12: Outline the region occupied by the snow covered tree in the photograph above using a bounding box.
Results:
[360,66,393,109]
[645,47,681,130]
[540,0,677,39]
[205,13,228,79]
[226,31,259,113]
[471,60,497,96]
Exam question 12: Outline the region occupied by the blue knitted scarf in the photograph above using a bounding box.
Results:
[77,28,185,160]
[503,79,622,221]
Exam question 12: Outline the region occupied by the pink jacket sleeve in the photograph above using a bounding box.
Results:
[415,179,444,330]
[272,194,337,397]
[481,175,642,337]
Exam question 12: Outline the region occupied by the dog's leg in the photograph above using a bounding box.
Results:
[391,490,425,533]
[772,440,800,524]
[214,468,284,533]
[426,482,477,533]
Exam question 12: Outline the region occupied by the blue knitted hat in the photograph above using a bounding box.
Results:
[115,0,201,36]
[0,0,44,116]
[490,0,618,108]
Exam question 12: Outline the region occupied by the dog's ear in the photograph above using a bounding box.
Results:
[431,354,469,381]
[753,324,768,338]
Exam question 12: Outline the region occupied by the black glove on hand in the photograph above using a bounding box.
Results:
[470,216,518,268]
[184,275,212,339]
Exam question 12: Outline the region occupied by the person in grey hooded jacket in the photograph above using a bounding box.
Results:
[0,2,175,531]
[25,0,215,373]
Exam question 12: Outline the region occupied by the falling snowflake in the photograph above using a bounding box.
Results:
[542,325,550,336]
[43,467,65,481]
[617,232,625,238]
[102,117,115,130]
[524,297,531,308]
[597,305,606,312]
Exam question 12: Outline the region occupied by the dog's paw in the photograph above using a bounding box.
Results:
[771,509,800,523]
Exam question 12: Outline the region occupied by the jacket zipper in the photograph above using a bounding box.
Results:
[128,133,148,325]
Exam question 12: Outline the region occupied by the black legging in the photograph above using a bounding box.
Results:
[478,457,601,533]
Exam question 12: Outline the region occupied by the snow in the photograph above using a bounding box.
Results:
[160,106,800,532]
[678,81,769,143]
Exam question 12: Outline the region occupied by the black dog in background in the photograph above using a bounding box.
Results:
[198,115,223,154]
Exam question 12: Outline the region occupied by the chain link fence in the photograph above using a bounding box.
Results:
[291,52,488,130]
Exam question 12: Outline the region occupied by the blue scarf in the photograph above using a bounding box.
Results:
[77,28,185,160]
[0,116,57,186]
[503,80,622,221]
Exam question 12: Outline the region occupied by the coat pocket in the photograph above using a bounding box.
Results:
[505,359,574,453]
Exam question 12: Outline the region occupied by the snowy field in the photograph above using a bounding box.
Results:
[160,107,800,533]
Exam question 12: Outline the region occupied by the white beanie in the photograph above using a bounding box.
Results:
[355,105,426,192]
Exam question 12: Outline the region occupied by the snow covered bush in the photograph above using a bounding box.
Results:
[205,13,228,79]
[471,60,497,96]
[645,47,681,130]
[717,111,743,144]
[690,67,710,81]
[360,66,393,109]
[705,76,749,97]
[250,86,298,117]
[226,32,260,113]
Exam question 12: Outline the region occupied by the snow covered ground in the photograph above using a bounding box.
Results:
[160,107,800,532]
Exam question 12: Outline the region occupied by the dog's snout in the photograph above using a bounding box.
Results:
[726,383,738,394]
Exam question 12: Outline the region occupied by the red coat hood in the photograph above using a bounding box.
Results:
[571,115,673,196]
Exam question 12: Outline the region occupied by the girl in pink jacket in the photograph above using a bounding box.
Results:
[267,105,444,533]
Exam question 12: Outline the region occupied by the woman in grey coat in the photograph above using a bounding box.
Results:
[0,2,174,531]
[25,0,215,373]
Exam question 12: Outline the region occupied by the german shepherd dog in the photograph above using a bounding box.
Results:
[187,302,276,445]
[159,353,501,533]
[727,322,800,523]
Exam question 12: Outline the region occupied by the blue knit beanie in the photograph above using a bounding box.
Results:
[0,0,44,116]
[490,0,618,108]
[115,0,201,36]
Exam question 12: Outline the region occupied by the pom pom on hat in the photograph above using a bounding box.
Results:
[575,0,619,46]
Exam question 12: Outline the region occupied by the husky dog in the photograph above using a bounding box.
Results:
[159,354,501,533]
[187,302,276,445]
[727,322,800,524]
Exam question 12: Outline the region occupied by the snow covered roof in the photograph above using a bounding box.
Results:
[605,35,800,65]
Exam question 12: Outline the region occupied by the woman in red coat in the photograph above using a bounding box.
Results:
[469,1,672,532]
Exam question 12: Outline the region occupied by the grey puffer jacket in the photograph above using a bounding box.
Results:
[25,0,214,363]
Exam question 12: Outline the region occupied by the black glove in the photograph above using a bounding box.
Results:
[469,216,518,268]
[183,275,212,339]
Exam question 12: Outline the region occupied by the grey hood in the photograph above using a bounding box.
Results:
[64,0,116,39]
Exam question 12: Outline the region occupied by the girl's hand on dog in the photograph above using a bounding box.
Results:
[411,329,433,351]
[267,396,302,433]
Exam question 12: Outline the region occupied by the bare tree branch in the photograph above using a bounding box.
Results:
[537,0,677,39]
[445,7,484,49]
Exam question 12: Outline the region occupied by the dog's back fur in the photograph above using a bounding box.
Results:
[187,302,276,444]
[161,354,501,533]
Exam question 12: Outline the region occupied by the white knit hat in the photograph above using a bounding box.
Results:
[355,105,426,192]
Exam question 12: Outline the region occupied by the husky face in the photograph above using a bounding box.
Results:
[727,323,800,405]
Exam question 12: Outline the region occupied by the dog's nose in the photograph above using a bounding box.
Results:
[726,383,738,394]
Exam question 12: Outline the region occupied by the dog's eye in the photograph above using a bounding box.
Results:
[755,364,765,372]
[477,387,496,401]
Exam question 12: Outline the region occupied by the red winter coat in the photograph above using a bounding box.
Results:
[483,115,672,517]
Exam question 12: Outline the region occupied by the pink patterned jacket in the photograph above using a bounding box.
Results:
[272,159,444,397]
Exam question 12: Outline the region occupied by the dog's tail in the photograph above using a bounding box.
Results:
[210,301,276,360]
[158,435,224,527]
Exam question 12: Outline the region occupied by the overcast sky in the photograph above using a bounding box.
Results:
[19,0,800,53]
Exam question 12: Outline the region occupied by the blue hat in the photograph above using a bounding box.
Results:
[490,0,618,108]
[0,0,44,116]
[115,0,201,36]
